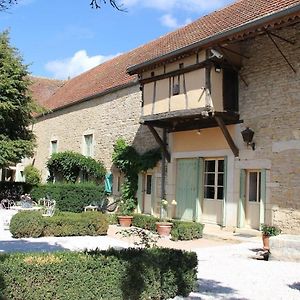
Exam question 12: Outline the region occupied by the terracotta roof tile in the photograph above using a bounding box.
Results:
[29,76,65,108]
[39,0,300,111]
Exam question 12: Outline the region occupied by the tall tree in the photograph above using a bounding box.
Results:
[0,31,36,167]
[0,0,125,11]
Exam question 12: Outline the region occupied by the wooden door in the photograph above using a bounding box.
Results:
[175,158,199,221]
[202,159,224,225]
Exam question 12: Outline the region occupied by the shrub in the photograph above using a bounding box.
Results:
[132,214,159,231]
[261,224,281,236]
[106,213,118,225]
[171,220,205,241]
[10,211,45,238]
[0,248,197,300]
[9,211,108,238]
[23,165,41,185]
[43,211,108,237]
[46,151,106,183]
[31,183,106,212]
[131,214,204,241]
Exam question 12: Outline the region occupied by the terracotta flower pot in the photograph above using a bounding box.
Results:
[262,234,270,250]
[156,222,172,237]
[118,215,133,227]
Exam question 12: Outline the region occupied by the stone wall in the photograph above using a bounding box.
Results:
[33,84,158,181]
[239,23,300,233]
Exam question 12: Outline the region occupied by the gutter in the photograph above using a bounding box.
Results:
[36,79,138,118]
[127,4,300,74]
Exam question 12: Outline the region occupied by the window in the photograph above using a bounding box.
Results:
[248,171,261,202]
[51,140,58,154]
[84,134,93,157]
[204,159,224,200]
[172,76,180,95]
[223,68,239,112]
[146,175,152,195]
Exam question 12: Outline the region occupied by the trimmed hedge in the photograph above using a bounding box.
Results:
[0,248,197,300]
[10,211,108,238]
[131,214,205,241]
[107,213,119,225]
[31,183,106,212]
[9,211,45,238]
[132,213,159,231]
[171,220,205,241]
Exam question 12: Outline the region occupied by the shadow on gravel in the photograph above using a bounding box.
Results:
[194,278,249,300]
[288,282,300,291]
[0,239,66,253]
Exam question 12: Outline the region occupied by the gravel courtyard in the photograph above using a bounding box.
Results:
[1,210,299,300]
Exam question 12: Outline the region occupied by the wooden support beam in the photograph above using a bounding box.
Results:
[219,45,250,59]
[215,115,239,157]
[266,31,296,73]
[269,32,295,45]
[147,125,171,162]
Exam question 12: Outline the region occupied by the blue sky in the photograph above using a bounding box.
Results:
[0,0,234,79]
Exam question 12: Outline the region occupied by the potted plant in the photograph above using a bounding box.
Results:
[156,199,172,237]
[261,223,281,250]
[117,198,135,227]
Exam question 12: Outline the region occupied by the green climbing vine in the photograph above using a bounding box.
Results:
[47,151,106,183]
[112,138,161,215]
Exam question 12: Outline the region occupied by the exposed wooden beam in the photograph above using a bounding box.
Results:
[266,31,296,73]
[268,32,295,45]
[218,45,250,59]
[140,60,210,84]
[147,125,171,162]
[214,115,239,157]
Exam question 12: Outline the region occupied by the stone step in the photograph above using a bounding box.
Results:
[270,234,300,262]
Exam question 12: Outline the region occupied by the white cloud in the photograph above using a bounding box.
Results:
[160,14,192,29]
[45,50,120,79]
[123,0,232,13]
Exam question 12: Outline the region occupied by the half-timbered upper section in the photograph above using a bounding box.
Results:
[136,47,241,132]
[128,1,300,135]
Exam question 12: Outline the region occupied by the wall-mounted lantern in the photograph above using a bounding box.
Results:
[241,127,255,150]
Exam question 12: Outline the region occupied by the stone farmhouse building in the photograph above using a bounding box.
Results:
[8,0,300,233]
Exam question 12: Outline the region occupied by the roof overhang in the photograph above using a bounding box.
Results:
[128,4,300,75]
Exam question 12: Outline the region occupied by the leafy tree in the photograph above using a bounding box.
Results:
[0,31,36,167]
[0,0,126,11]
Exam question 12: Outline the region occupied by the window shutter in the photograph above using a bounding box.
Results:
[221,157,228,227]
[259,169,267,228]
[238,169,246,228]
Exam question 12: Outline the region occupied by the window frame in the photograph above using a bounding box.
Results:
[247,170,261,203]
[50,139,58,155]
[83,134,94,157]
[204,158,225,201]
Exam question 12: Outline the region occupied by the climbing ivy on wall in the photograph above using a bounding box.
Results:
[46,151,106,183]
[112,138,161,214]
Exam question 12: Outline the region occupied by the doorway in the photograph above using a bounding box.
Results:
[245,170,261,229]
[202,158,224,225]
[143,173,152,214]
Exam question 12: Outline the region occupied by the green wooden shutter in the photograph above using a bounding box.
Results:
[259,169,267,229]
[196,158,204,222]
[238,169,246,228]
[176,158,199,221]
